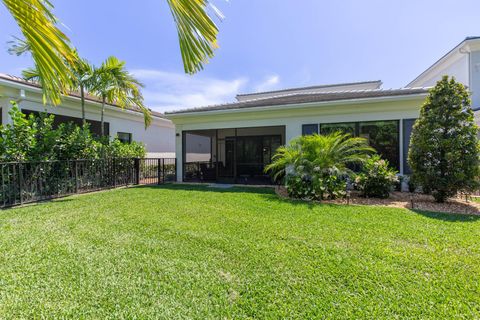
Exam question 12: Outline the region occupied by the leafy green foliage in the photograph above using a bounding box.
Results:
[0,105,146,162]
[101,139,146,159]
[354,155,399,198]
[23,51,95,124]
[92,56,151,133]
[266,132,374,200]
[166,0,221,74]
[3,0,75,105]
[408,76,480,202]
[0,185,479,318]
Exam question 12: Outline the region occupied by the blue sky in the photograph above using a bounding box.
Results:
[0,0,479,112]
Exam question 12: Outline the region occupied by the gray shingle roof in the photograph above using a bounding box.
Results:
[166,87,430,115]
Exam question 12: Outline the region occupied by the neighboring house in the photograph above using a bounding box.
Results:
[167,37,480,184]
[0,74,175,158]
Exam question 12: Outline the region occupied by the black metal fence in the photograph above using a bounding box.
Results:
[0,158,176,208]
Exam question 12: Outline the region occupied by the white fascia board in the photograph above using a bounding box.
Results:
[166,93,428,119]
[407,38,479,87]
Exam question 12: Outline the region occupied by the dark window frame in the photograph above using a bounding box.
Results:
[302,124,319,135]
[21,109,109,137]
[117,132,132,144]
[317,120,400,171]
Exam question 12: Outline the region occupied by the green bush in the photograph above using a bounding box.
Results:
[0,104,146,162]
[408,76,480,202]
[101,138,146,159]
[266,132,374,200]
[354,155,398,198]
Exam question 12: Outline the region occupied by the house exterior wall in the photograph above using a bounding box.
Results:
[0,83,175,157]
[409,54,469,88]
[470,50,480,110]
[171,95,427,181]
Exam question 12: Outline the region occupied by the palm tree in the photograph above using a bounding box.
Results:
[23,51,94,125]
[70,52,94,125]
[5,0,221,105]
[265,132,375,183]
[92,56,151,137]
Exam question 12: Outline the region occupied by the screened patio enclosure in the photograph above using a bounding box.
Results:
[182,126,285,184]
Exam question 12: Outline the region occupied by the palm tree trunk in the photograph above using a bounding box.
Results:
[80,85,86,126]
[101,97,106,137]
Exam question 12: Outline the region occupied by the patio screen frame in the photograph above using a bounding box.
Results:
[182,126,286,184]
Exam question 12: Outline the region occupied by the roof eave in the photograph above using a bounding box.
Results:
[0,76,166,120]
[407,37,479,87]
[166,92,428,119]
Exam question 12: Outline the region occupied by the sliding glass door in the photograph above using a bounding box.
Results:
[183,126,285,184]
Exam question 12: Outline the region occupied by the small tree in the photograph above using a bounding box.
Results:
[408,76,480,202]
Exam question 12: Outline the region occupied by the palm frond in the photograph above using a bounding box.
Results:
[3,0,75,105]
[92,56,152,128]
[7,36,31,56]
[166,0,220,74]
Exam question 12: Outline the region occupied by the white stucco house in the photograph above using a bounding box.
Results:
[0,74,175,158]
[167,37,480,184]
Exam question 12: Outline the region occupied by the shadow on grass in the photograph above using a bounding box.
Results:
[410,209,480,222]
[135,184,480,221]
[135,183,275,195]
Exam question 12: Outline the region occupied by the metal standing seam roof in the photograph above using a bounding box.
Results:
[166,87,431,115]
[0,73,166,119]
[235,80,383,98]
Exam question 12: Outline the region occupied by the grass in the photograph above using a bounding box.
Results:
[0,184,479,319]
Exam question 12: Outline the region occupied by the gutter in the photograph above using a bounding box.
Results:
[166,92,429,119]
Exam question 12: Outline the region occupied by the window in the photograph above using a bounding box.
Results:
[314,120,400,171]
[117,132,132,144]
[359,120,399,170]
[320,122,357,136]
[302,124,319,135]
[22,109,109,137]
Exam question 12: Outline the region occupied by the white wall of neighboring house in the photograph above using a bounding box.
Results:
[408,37,480,110]
[0,78,175,158]
[408,53,469,88]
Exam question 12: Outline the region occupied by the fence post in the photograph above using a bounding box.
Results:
[134,158,140,185]
[113,158,117,188]
[162,159,165,184]
[74,160,79,194]
[157,159,162,185]
[175,158,178,182]
[18,163,23,205]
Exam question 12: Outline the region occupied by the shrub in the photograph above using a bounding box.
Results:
[0,104,146,162]
[408,76,480,202]
[0,104,57,162]
[354,155,398,198]
[101,138,146,159]
[266,132,374,200]
[406,176,417,193]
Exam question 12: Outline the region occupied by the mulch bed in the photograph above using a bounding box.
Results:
[275,187,480,215]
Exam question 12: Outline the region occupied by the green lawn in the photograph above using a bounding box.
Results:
[0,185,479,319]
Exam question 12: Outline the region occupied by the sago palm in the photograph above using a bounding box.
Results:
[4,0,221,105]
[265,132,375,183]
[92,56,151,136]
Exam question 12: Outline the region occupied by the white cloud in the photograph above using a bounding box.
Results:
[255,75,280,92]
[131,69,248,113]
